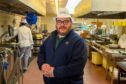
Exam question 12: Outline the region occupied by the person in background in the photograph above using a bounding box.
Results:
[42,29,48,42]
[18,19,34,72]
[5,18,33,72]
[37,8,87,84]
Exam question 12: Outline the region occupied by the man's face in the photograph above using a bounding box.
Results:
[56,17,72,35]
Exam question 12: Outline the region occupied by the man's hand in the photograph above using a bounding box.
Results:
[41,64,54,78]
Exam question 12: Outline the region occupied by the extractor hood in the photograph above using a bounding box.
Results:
[19,0,46,16]
[74,0,126,19]
[0,0,46,16]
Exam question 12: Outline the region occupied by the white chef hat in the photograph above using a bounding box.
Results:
[21,19,27,24]
[56,8,71,18]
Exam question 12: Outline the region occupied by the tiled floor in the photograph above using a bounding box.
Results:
[21,57,44,84]
[21,57,110,84]
[84,61,110,84]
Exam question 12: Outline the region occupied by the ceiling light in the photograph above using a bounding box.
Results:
[55,0,58,14]
[66,0,81,14]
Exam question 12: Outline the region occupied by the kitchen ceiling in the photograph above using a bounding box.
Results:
[46,0,68,16]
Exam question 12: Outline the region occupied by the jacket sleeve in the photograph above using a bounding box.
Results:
[37,43,46,70]
[54,39,88,78]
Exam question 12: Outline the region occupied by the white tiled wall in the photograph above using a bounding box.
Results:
[41,15,55,33]
[0,10,22,36]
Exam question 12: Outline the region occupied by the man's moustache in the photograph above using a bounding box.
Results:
[60,26,66,28]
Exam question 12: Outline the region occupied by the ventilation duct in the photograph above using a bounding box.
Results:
[0,0,46,16]
[74,0,126,18]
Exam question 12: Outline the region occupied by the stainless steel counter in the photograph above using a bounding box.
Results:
[86,39,126,84]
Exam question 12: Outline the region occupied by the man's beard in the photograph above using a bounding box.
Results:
[56,27,70,36]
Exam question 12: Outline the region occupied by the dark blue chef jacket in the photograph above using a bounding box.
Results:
[37,29,87,84]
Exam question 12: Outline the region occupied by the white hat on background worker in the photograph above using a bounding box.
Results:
[21,19,28,24]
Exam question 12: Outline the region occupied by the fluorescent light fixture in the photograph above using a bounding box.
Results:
[66,0,81,14]
[55,0,58,15]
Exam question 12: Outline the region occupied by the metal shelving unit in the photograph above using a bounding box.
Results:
[32,33,43,56]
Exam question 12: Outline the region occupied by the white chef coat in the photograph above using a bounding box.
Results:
[17,25,34,47]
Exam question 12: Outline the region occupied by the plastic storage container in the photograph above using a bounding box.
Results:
[91,51,102,65]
